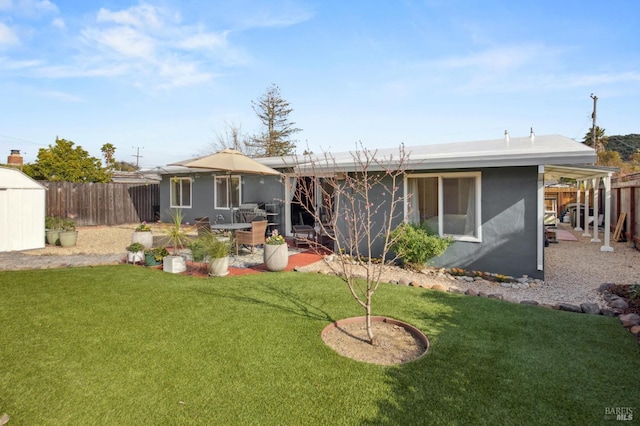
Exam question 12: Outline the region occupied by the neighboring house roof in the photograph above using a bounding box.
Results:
[110,171,161,183]
[256,134,596,172]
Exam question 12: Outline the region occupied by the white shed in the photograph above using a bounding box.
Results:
[0,167,46,252]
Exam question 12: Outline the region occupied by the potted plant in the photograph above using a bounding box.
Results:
[162,209,189,273]
[58,218,78,247]
[131,221,153,249]
[145,246,168,266]
[200,233,231,276]
[45,216,62,245]
[126,242,145,264]
[264,229,288,272]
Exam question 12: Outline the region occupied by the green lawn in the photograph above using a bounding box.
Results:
[0,266,638,425]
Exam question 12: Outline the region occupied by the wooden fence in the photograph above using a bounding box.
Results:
[43,181,160,226]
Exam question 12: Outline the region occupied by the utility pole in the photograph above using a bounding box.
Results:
[590,93,599,153]
[132,146,144,169]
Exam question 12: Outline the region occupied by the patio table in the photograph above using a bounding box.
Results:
[211,223,252,231]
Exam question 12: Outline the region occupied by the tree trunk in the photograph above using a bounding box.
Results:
[365,303,378,346]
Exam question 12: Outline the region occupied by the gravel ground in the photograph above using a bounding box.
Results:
[298,223,640,307]
[3,222,639,307]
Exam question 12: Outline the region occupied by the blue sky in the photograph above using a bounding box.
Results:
[1,0,639,169]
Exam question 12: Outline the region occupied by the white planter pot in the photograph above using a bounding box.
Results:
[208,257,229,276]
[132,231,154,249]
[59,231,78,247]
[127,250,145,264]
[264,244,288,271]
[163,255,186,273]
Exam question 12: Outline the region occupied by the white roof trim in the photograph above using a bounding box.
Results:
[256,134,596,172]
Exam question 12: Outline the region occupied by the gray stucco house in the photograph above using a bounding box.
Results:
[155,133,615,279]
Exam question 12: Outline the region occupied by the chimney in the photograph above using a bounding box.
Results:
[7,150,23,167]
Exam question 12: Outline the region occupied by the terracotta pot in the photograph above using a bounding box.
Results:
[264,243,288,271]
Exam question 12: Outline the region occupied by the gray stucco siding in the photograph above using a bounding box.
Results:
[427,166,541,279]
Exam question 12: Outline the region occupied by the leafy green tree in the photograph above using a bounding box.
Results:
[582,126,607,152]
[248,84,301,157]
[23,137,111,182]
[101,143,116,170]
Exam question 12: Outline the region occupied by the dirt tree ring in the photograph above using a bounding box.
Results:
[321,316,430,365]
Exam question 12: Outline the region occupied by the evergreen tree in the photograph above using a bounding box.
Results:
[23,137,111,182]
[248,84,301,157]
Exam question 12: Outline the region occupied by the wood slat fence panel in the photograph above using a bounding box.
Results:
[42,181,159,226]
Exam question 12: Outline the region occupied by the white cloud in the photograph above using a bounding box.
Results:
[82,26,155,59]
[96,4,164,30]
[40,89,82,102]
[177,31,227,50]
[4,0,58,16]
[0,22,19,47]
[51,17,65,29]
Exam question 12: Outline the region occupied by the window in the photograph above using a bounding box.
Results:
[405,172,481,241]
[215,175,241,209]
[170,177,192,208]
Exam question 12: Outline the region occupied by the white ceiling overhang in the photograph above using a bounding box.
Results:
[543,164,617,181]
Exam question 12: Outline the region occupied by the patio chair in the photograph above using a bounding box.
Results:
[235,220,268,255]
[292,225,316,248]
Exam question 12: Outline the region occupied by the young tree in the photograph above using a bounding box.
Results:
[249,84,301,157]
[23,137,111,182]
[286,144,411,345]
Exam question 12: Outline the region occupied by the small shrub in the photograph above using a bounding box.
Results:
[389,223,453,270]
[126,242,145,252]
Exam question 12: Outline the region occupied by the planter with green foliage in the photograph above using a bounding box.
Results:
[162,209,189,273]
[192,232,231,276]
[45,216,63,245]
[58,219,78,247]
[144,247,168,266]
[389,223,453,270]
[126,242,145,264]
[263,231,288,272]
[131,221,153,249]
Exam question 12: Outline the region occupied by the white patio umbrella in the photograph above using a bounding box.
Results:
[169,149,281,223]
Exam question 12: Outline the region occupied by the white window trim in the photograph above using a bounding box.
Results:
[404,171,482,242]
[170,177,192,208]
[214,175,241,210]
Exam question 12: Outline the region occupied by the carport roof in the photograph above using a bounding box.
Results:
[543,164,617,181]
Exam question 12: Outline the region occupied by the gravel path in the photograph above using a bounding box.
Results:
[1,223,638,307]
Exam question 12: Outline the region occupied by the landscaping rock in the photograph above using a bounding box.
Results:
[580,303,601,315]
[619,313,640,328]
[488,294,503,300]
[466,288,479,296]
[559,303,582,313]
[398,277,411,286]
[478,292,488,298]
[448,287,464,294]
[520,300,539,305]
[500,283,511,288]
[600,307,618,317]
[630,325,640,336]
[431,284,446,292]
[598,283,615,293]
[609,298,629,310]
